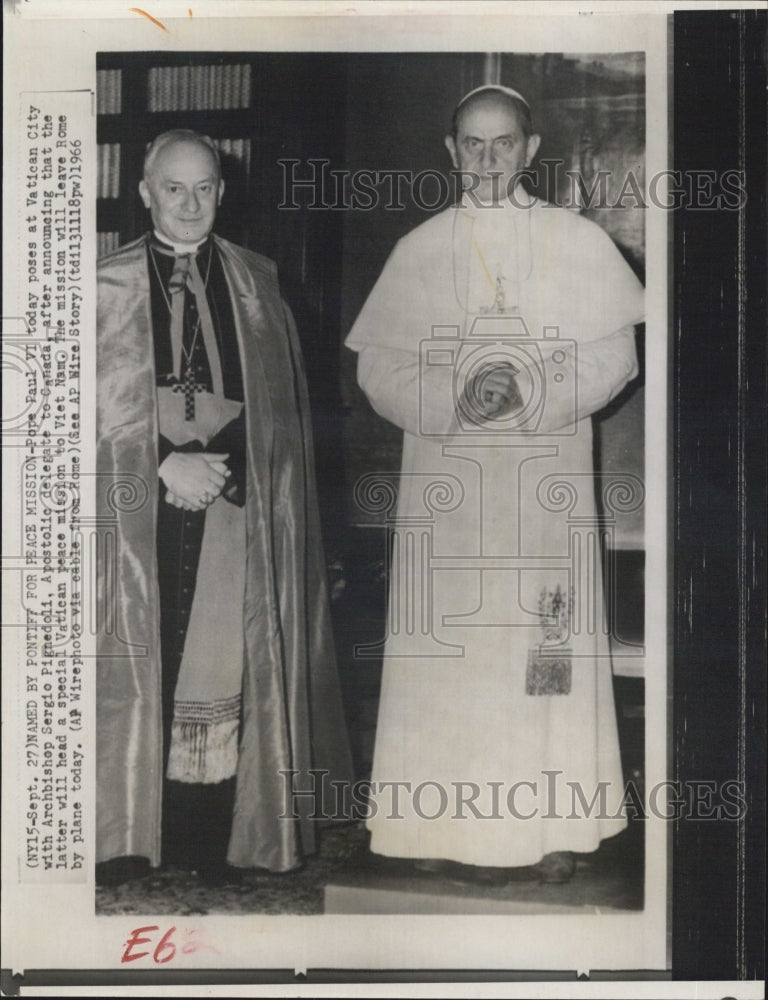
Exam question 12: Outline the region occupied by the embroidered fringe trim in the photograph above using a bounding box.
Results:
[167,695,240,784]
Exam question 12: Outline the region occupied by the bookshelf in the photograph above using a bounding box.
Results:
[96,51,350,555]
[96,54,258,255]
[94,50,348,341]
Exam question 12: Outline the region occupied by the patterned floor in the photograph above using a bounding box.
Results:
[96,823,369,916]
[96,543,645,918]
[96,819,644,916]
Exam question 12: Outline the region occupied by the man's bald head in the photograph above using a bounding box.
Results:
[451,86,534,141]
[143,129,221,182]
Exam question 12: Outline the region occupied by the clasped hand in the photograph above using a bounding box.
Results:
[465,362,523,420]
[159,452,231,511]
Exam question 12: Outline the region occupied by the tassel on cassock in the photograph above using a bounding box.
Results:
[166,695,240,784]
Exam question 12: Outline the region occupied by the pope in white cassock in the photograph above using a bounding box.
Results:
[345,85,645,883]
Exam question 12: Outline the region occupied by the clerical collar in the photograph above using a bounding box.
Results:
[152,230,211,255]
[459,185,536,215]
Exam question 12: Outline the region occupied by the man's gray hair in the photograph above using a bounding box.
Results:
[143,129,221,180]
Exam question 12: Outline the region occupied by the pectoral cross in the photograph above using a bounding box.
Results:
[173,365,207,421]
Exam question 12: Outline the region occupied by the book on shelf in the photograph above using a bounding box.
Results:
[97,144,120,199]
[191,65,203,110]
[179,66,190,110]
[213,137,251,173]
[145,63,252,111]
[97,232,121,259]
[97,69,122,115]
[109,144,120,198]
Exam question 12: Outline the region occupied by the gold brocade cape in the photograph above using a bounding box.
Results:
[96,234,353,871]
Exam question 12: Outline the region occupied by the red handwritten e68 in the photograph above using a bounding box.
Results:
[121,925,217,964]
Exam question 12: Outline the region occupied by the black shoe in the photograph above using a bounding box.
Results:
[466,865,517,887]
[96,855,151,886]
[532,851,576,883]
[413,858,452,875]
[196,862,245,887]
[413,858,510,887]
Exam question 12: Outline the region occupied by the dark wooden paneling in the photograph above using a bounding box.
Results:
[673,8,767,981]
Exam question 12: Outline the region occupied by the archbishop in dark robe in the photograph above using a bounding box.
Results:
[96,130,353,881]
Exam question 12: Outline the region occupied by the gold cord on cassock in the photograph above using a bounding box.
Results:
[472,235,507,313]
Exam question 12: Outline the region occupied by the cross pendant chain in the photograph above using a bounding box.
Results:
[493,272,506,313]
[173,364,207,421]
